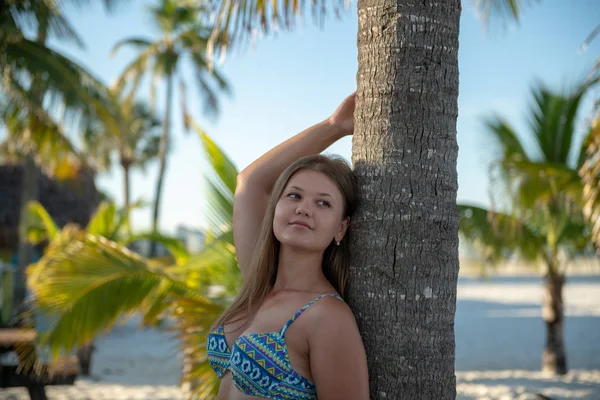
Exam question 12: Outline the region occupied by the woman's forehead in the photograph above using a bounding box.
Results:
[286,170,340,194]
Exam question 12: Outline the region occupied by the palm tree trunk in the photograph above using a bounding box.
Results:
[76,342,95,376]
[14,14,50,311]
[350,0,461,398]
[122,161,132,235]
[542,272,567,374]
[150,73,173,257]
[15,154,39,307]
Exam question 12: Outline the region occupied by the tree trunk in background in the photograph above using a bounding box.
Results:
[542,272,567,374]
[150,73,173,257]
[76,343,95,376]
[122,161,132,235]
[15,15,50,312]
[350,0,461,398]
[15,154,39,308]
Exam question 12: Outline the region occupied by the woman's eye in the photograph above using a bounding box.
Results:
[318,200,331,207]
[287,193,300,199]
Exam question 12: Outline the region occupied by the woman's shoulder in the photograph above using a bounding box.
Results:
[310,292,356,325]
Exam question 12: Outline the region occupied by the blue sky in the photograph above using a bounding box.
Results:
[53,0,600,233]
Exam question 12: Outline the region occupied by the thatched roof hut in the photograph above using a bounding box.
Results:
[0,164,100,253]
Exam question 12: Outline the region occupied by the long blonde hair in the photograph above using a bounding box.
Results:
[210,154,357,331]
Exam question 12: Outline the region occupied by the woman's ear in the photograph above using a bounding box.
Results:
[335,217,350,242]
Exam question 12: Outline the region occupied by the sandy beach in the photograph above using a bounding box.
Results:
[1,275,598,400]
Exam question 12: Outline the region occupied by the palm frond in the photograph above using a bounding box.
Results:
[24,200,59,244]
[122,232,191,265]
[187,118,237,236]
[580,110,600,251]
[111,37,154,56]
[196,0,350,65]
[6,0,85,48]
[483,116,533,163]
[173,230,240,298]
[457,204,543,264]
[527,83,580,165]
[189,50,231,117]
[85,201,119,239]
[579,24,600,54]
[2,36,122,134]
[26,228,201,359]
[111,38,157,97]
[469,0,536,28]
[170,296,225,399]
[1,99,85,177]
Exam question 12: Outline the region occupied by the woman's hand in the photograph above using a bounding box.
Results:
[327,92,355,136]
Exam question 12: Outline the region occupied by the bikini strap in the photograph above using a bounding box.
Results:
[280,293,344,336]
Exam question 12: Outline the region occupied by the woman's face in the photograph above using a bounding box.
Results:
[273,169,348,252]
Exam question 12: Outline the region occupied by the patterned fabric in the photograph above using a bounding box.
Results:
[206,293,344,399]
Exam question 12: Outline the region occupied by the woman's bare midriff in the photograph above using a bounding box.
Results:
[217,373,269,400]
[215,289,337,400]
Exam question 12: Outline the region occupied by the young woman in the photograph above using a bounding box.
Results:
[207,93,370,400]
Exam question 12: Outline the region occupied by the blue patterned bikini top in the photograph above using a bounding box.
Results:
[206,293,344,400]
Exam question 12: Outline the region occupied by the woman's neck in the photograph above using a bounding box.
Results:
[272,245,328,293]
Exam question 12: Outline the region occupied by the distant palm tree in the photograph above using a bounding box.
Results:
[112,0,230,256]
[24,125,240,398]
[458,78,598,375]
[82,95,162,234]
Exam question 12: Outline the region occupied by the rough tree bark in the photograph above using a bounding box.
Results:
[349,0,461,398]
[542,272,567,375]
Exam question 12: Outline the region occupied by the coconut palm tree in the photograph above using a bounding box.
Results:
[458,78,598,375]
[111,0,231,256]
[23,125,240,398]
[14,0,530,397]
[81,95,162,234]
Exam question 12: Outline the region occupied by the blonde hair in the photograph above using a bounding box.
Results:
[210,154,356,332]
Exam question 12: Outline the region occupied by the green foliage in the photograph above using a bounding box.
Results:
[470,0,537,28]
[26,227,204,357]
[111,0,231,118]
[193,0,352,64]
[23,126,240,398]
[458,79,598,276]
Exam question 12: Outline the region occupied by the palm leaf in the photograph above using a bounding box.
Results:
[484,116,533,163]
[457,204,543,264]
[0,100,84,177]
[6,0,85,48]
[187,118,237,236]
[170,296,225,399]
[85,202,118,238]
[122,232,191,265]
[26,228,202,359]
[528,83,578,165]
[174,230,240,298]
[470,0,536,27]
[24,200,59,244]
[499,159,584,208]
[196,0,350,64]
[2,36,121,132]
[580,110,600,251]
[110,38,157,98]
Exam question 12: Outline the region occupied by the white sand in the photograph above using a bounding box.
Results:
[1,275,598,400]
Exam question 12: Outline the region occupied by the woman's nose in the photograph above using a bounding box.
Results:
[295,204,311,217]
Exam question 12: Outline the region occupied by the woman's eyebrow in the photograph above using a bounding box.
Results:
[289,185,333,199]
